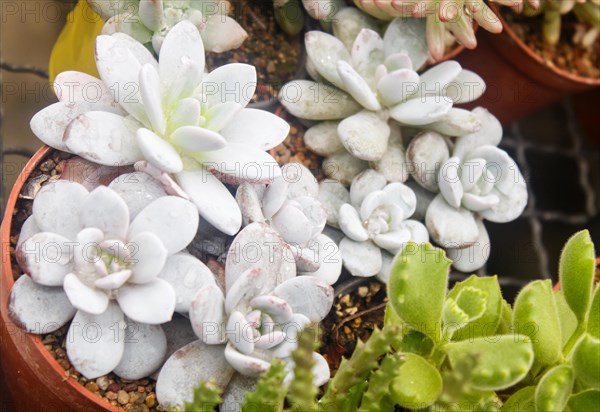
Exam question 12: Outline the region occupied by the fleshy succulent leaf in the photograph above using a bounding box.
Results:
[513,280,562,370]
[559,230,596,322]
[567,389,600,411]
[389,353,443,409]
[571,334,600,388]
[534,365,574,412]
[443,335,534,391]
[388,243,451,343]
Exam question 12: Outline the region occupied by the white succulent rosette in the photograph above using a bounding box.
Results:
[321,170,429,279]
[407,108,528,271]
[279,15,485,184]
[90,0,248,53]
[9,175,206,380]
[156,222,334,409]
[236,163,342,285]
[32,21,289,236]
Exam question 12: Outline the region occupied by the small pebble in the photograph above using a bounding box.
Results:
[96,376,109,391]
[57,359,70,370]
[107,383,120,393]
[357,286,368,297]
[85,382,99,393]
[145,393,157,408]
[117,390,130,405]
[123,383,138,392]
[106,391,118,401]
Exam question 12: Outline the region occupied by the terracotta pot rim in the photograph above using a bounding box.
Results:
[1,145,117,411]
[493,3,600,86]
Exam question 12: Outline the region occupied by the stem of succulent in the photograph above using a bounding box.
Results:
[562,323,586,357]
[430,345,448,369]
[543,8,562,45]
[287,325,319,411]
[320,325,401,409]
[357,353,403,412]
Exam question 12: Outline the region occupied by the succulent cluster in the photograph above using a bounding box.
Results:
[89,0,248,53]
[352,0,505,60]
[155,222,334,408]
[236,163,342,284]
[9,177,199,380]
[7,3,548,411]
[187,230,600,411]
[280,19,485,184]
[518,0,600,47]
[320,170,429,278]
[407,107,527,271]
[32,20,289,236]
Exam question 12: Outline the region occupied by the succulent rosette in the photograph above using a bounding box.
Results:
[90,0,248,53]
[319,170,429,279]
[279,18,485,184]
[9,175,202,380]
[407,108,528,271]
[352,0,505,61]
[32,20,289,236]
[156,222,334,409]
[236,163,343,285]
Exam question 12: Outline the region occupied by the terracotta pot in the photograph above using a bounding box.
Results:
[455,6,600,125]
[0,146,117,412]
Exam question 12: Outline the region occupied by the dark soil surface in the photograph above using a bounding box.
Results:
[503,9,600,79]
[205,0,302,105]
[319,280,387,375]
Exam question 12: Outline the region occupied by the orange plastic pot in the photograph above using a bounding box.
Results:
[0,146,117,412]
[456,5,600,125]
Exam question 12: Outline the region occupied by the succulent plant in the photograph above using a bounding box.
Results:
[155,222,334,409]
[405,107,527,271]
[274,0,348,34]
[319,169,429,278]
[352,0,507,61]
[236,163,343,285]
[89,0,248,53]
[183,231,600,411]
[513,0,600,47]
[32,21,289,236]
[279,22,485,183]
[9,175,202,380]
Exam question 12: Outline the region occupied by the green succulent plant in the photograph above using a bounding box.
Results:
[520,0,600,47]
[182,230,599,411]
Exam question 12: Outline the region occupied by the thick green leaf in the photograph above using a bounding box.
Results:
[555,289,578,349]
[513,280,562,370]
[273,0,304,35]
[443,287,487,339]
[587,286,600,339]
[395,329,435,358]
[388,243,451,343]
[443,335,534,391]
[501,386,536,411]
[535,365,574,412]
[566,389,600,412]
[447,275,503,341]
[384,303,403,328]
[389,353,443,409]
[495,299,513,335]
[559,230,596,322]
[572,334,600,389]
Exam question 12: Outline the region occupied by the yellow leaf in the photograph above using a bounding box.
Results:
[49,0,105,84]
